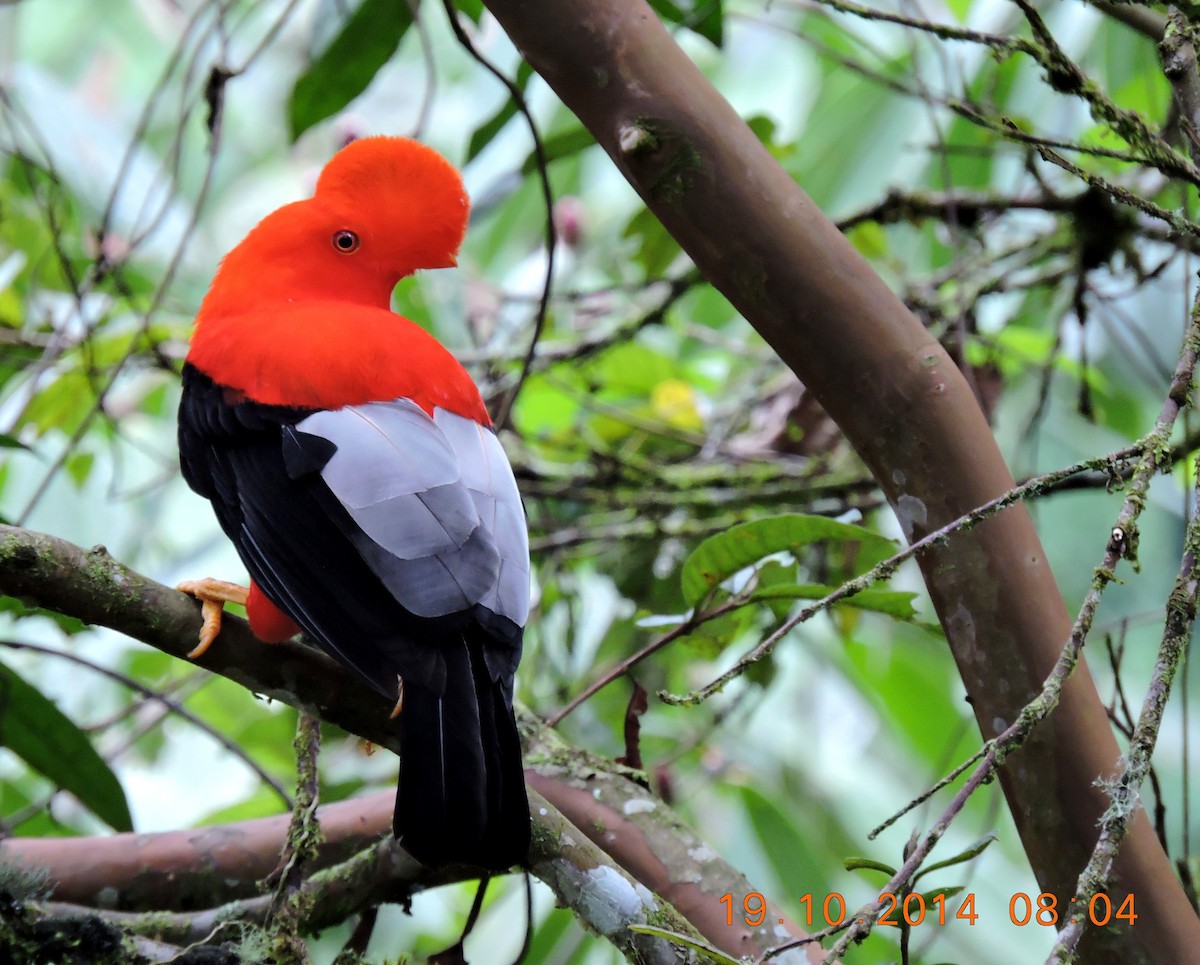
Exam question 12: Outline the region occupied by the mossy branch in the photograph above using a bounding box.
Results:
[0,523,820,963]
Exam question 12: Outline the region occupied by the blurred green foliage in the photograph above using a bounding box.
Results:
[0,1,1197,963]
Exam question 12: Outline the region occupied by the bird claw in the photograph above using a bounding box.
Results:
[176,578,249,658]
[389,676,405,719]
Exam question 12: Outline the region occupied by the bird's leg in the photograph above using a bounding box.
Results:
[175,578,249,658]
[429,876,491,963]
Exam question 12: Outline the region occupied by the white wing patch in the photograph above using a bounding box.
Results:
[295,400,529,626]
[435,409,531,626]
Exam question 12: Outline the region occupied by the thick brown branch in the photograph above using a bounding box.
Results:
[476,2,1200,962]
[0,524,821,962]
[524,722,824,963]
[0,526,405,755]
[25,789,715,962]
[0,792,399,911]
[1089,1,1168,41]
[33,836,425,948]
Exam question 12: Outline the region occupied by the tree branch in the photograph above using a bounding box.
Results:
[475,2,1200,961]
[0,791,404,911]
[522,720,823,963]
[0,523,821,962]
[1088,1,1168,42]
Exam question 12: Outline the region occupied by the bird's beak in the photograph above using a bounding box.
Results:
[433,253,458,269]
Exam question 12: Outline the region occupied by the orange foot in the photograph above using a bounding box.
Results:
[176,578,248,659]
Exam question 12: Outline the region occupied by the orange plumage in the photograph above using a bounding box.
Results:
[179,136,530,870]
[187,137,486,421]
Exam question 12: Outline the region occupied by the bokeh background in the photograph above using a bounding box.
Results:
[1,1,1196,961]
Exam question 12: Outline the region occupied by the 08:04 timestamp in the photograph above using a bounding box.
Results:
[720,891,1138,928]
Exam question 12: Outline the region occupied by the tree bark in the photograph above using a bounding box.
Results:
[476,2,1200,962]
[1,792,400,910]
[0,524,820,963]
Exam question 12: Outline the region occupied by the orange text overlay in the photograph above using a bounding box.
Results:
[720,891,1138,929]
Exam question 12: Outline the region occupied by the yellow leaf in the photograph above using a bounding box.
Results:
[651,379,704,432]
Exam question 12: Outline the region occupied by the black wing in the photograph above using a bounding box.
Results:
[179,364,530,868]
[178,364,526,695]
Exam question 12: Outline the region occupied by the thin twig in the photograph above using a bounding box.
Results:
[545,596,743,726]
[440,0,555,431]
[769,287,1200,964]
[266,711,324,963]
[661,444,1141,705]
[0,639,292,808]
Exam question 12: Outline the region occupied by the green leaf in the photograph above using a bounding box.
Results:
[846,221,888,260]
[737,782,846,908]
[746,115,776,144]
[194,784,290,827]
[751,583,919,620]
[626,925,741,964]
[512,373,584,445]
[524,906,578,963]
[918,885,965,903]
[647,0,688,29]
[647,0,724,47]
[0,660,132,831]
[746,114,795,164]
[623,206,683,276]
[0,596,88,636]
[467,62,534,161]
[18,371,96,437]
[288,0,413,141]
[680,514,896,607]
[943,0,972,21]
[587,341,680,395]
[692,0,724,47]
[65,451,94,488]
[520,125,595,176]
[0,433,29,450]
[454,0,486,22]
[914,834,997,881]
[678,604,757,662]
[837,626,969,776]
[844,856,897,877]
[751,559,799,619]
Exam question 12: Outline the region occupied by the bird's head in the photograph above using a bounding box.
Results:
[312,136,469,277]
[205,137,469,311]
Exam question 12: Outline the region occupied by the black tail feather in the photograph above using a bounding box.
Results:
[394,634,529,870]
[468,631,530,867]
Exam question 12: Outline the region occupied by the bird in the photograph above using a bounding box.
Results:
[175,135,530,870]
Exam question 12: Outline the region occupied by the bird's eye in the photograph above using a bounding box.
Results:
[332,230,360,253]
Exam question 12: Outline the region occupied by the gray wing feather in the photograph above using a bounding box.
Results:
[301,404,459,505]
[344,483,478,559]
[435,410,530,625]
[296,400,529,626]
